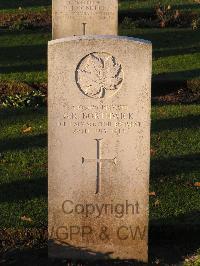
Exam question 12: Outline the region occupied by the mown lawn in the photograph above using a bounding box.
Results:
[0,104,199,228]
[0,31,49,83]
[121,28,200,81]
[0,27,199,84]
[151,104,200,225]
[0,108,47,228]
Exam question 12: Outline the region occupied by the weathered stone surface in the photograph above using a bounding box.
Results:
[48,36,152,262]
[52,0,118,39]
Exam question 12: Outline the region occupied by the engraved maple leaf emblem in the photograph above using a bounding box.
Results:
[76,52,123,98]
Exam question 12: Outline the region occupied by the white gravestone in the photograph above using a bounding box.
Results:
[52,0,118,39]
[48,35,152,262]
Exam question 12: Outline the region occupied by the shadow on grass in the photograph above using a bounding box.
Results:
[0,133,47,153]
[0,44,47,74]
[124,28,200,55]
[151,153,200,177]
[0,29,49,37]
[0,108,47,128]
[0,0,50,10]
[154,69,200,81]
[0,64,46,74]
[154,46,200,59]
[0,173,47,203]
[149,213,200,265]
[0,45,47,63]
[152,115,200,131]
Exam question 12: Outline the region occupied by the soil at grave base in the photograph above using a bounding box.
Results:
[0,81,199,105]
[0,82,48,104]
[153,88,200,104]
[0,9,199,30]
[0,229,47,262]
[0,227,199,266]
[0,11,51,30]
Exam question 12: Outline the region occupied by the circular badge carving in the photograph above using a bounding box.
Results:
[75,52,123,99]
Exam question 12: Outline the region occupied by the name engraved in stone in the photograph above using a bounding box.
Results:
[53,1,114,20]
[56,104,142,135]
[62,112,135,120]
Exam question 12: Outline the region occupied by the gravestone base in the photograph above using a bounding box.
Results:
[49,241,148,261]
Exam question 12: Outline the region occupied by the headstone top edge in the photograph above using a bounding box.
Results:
[48,35,152,46]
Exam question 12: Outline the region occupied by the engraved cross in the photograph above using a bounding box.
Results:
[82,23,87,35]
[82,139,117,194]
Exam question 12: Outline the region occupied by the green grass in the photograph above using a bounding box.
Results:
[0,28,199,83]
[121,28,200,81]
[150,104,200,225]
[0,31,49,83]
[0,108,47,228]
[0,104,199,228]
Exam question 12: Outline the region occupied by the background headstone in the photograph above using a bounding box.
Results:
[48,36,152,262]
[52,0,118,39]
